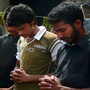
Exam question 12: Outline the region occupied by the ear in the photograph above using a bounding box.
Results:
[74,19,82,29]
[31,20,35,26]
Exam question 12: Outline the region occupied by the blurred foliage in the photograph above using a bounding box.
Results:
[42,17,52,31]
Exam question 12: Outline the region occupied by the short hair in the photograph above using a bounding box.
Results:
[3,5,14,21]
[47,2,84,26]
[6,3,36,26]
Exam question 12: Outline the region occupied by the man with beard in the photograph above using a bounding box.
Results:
[39,2,90,90]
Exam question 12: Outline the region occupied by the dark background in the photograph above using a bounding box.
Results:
[10,0,62,25]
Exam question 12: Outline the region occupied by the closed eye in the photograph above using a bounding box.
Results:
[18,27,25,30]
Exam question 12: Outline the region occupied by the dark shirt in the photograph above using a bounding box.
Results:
[54,32,90,89]
[0,33,20,88]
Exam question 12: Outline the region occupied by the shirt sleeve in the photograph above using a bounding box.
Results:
[16,51,21,61]
[16,36,23,61]
[16,36,27,62]
[51,41,63,61]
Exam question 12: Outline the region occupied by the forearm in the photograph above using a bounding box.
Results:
[24,73,53,82]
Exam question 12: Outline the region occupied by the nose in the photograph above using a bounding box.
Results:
[57,33,63,39]
[6,26,13,31]
[18,31,23,36]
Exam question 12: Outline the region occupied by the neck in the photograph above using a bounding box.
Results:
[13,34,19,38]
[26,25,40,42]
[30,25,40,37]
[74,28,87,44]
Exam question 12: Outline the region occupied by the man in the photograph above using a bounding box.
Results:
[0,6,20,89]
[7,4,63,90]
[39,2,90,90]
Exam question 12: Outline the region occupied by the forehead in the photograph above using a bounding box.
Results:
[52,21,70,30]
[13,23,28,30]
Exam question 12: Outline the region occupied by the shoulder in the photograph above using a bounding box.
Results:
[41,31,58,43]
[0,33,9,39]
[45,31,57,38]
[17,36,25,44]
[0,33,10,42]
[41,31,60,44]
[17,36,26,50]
[42,31,63,52]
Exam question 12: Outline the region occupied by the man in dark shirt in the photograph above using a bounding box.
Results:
[0,6,20,89]
[39,2,90,90]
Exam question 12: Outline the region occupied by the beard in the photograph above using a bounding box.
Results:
[67,26,80,44]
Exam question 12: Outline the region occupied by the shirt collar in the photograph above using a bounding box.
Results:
[76,32,90,50]
[65,32,90,50]
[34,26,46,41]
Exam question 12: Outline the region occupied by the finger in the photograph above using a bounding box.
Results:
[11,71,15,74]
[15,69,22,74]
[44,75,53,83]
[10,77,22,82]
[20,68,23,71]
[10,71,22,77]
[50,76,55,83]
[39,75,50,81]
[38,82,52,87]
[50,75,55,80]
[10,72,22,82]
[40,86,52,90]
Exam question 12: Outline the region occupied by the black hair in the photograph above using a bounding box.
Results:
[47,2,84,26]
[6,3,36,26]
[3,5,14,21]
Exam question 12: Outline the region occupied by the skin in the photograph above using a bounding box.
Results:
[38,75,90,90]
[12,20,39,39]
[38,20,89,90]
[51,20,87,44]
[10,68,53,83]
[10,20,54,83]
[5,22,18,38]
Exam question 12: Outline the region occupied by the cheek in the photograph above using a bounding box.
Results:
[65,28,73,37]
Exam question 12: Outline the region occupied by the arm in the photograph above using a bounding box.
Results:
[51,41,63,68]
[10,68,53,83]
[38,75,90,90]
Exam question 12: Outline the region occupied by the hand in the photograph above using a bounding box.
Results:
[10,68,29,83]
[20,69,29,82]
[39,75,61,90]
[10,68,22,83]
[39,75,71,90]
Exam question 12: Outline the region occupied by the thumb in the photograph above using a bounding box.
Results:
[20,68,23,71]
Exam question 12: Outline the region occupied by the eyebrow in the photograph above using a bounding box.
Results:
[54,28,64,32]
[18,26,25,30]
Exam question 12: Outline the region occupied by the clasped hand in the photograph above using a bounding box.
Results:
[38,75,70,90]
[10,68,29,83]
